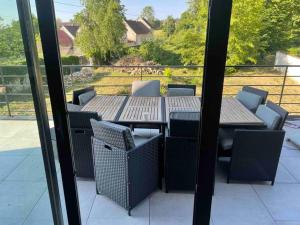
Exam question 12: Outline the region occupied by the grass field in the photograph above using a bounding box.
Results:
[1,67,299,116]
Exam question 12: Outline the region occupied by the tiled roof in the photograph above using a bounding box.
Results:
[57,30,73,47]
[62,23,80,37]
[125,20,151,35]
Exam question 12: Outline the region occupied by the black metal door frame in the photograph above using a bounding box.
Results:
[193,0,233,224]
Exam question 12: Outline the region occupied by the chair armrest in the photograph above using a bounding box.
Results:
[128,134,163,153]
[127,133,162,208]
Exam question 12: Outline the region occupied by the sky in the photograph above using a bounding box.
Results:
[0,0,188,24]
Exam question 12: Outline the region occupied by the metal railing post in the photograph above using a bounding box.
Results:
[140,66,143,80]
[0,67,12,117]
[279,66,288,106]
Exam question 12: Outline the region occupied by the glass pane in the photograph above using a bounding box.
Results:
[0,0,67,224]
[51,0,208,224]
[212,0,300,224]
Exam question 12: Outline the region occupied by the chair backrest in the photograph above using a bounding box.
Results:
[69,111,100,129]
[167,84,196,96]
[255,105,281,130]
[90,119,135,150]
[242,86,268,104]
[169,111,200,138]
[266,101,289,130]
[236,90,263,113]
[230,129,285,182]
[78,90,96,106]
[132,80,160,97]
[67,103,83,112]
[72,86,94,105]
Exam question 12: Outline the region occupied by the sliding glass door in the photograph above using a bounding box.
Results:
[1,0,233,224]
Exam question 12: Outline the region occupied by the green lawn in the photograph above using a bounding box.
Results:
[1,67,299,116]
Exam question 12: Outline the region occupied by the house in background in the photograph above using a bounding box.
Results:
[57,23,82,56]
[124,18,153,46]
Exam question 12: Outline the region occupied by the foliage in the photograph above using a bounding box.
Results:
[0,16,39,64]
[226,0,265,65]
[287,47,300,56]
[163,68,172,78]
[140,6,156,27]
[162,16,176,37]
[61,56,80,65]
[261,0,300,53]
[75,0,126,64]
[137,40,181,65]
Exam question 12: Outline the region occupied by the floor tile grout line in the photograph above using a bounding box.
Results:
[1,154,31,182]
[279,161,300,183]
[251,185,277,224]
[21,187,48,225]
[85,192,97,225]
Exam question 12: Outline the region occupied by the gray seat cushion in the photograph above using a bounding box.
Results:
[219,128,235,150]
[287,133,300,149]
[236,90,263,112]
[132,80,160,97]
[133,135,150,147]
[90,119,135,150]
[167,88,195,96]
[78,90,96,106]
[67,103,83,111]
[256,105,281,130]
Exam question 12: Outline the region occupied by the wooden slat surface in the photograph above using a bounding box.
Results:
[118,97,162,122]
[81,96,127,121]
[220,97,263,125]
[165,96,263,125]
[165,96,201,122]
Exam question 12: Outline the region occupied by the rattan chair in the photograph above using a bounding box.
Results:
[165,111,200,192]
[90,119,162,215]
[132,80,161,97]
[69,111,101,178]
[242,86,269,104]
[167,84,196,96]
[219,102,288,184]
[72,86,95,105]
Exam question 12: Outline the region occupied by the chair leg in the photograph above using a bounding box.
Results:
[128,209,131,216]
[227,176,230,184]
[271,180,275,186]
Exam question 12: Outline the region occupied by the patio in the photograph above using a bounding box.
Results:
[0,119,300,225]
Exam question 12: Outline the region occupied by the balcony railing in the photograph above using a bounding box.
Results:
[0,65,299,117]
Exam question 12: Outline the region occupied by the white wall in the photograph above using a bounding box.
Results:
[275,51,300,83]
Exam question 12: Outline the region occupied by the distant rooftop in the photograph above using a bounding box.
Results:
[125,19,152,35]
[61,22,80,37]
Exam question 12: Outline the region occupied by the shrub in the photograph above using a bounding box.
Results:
[61,56,80,65]
[138,40,181,65]
[163,68,172,78]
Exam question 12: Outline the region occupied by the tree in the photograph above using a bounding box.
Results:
[261,0,300,53]
[75,0,126,64]
[140,6,156,26]
[226,0,266,65]
[162,16,176,37]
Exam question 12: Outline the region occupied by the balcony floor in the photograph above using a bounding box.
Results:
[0,119,300,225]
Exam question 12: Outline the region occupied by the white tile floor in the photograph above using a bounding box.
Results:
[0,119,300,225]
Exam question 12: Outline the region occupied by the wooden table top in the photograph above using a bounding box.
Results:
[220,97,263,125]
[165,96,201,122]
[118,97,163,123]
[165,96,263,126]
[82,95,264,126]
[81,96,127,121]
